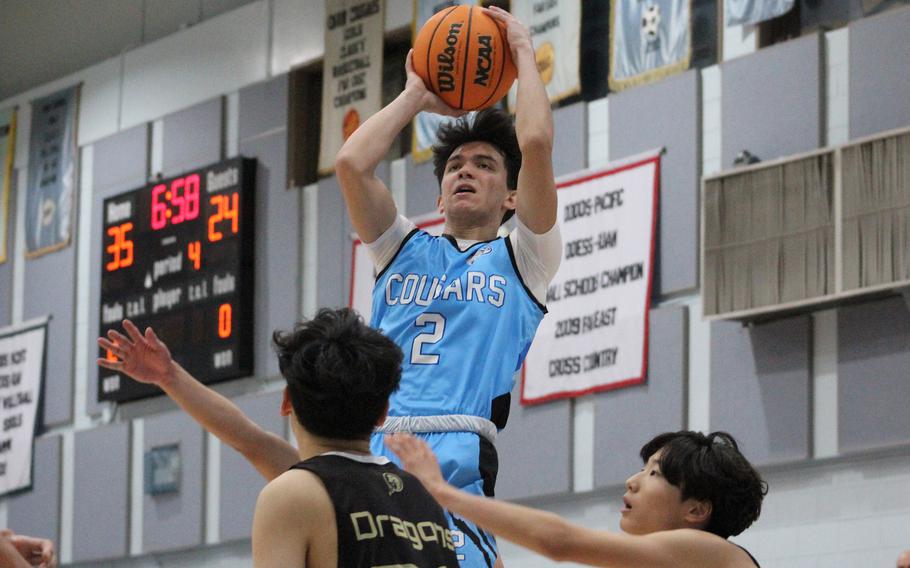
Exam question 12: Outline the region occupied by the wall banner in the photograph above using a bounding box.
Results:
[0,108,16,265]
[508,0,581,108]
[609,0,691,92]
[0,319,48,497]
[26,85,79,258]
[725,0,795,26]
[319,0,386,175]
[411,0,471,164]
[521,151,661,404]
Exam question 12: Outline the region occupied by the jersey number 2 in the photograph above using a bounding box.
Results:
[411,313,445,364]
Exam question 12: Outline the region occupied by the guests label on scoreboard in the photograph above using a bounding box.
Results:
[0,320,47,497]
[521,151,660,404]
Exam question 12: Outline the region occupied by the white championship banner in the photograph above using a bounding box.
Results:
[508,0,581,108]
[521,151,660,404]
[0,319,48,496]
[350,215,446,321]
[318,0,385,175]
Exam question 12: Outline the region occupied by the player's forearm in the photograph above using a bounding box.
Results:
[512,46,554,152]
[159,362,298,480]
[336,87,424,176]
[431,483,581,562]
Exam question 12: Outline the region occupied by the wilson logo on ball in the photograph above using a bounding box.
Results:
[413,5,516,111]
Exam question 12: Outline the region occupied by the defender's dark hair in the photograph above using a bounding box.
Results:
[432,107,522,223]
[640,431,767,539]
[272,308,402,440]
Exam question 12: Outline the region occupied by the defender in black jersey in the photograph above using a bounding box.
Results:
[99,308,457,568]
[389,430,766,568]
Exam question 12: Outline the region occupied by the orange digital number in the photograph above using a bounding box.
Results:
[218,303,232,338]
[105,222,134,272]
[188,240,201,270]
[106,348,118,362]
[208,193,240,242]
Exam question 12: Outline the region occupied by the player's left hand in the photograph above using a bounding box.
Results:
[1,530,57,568]
[385,433,448,497]
[482,6,533,62]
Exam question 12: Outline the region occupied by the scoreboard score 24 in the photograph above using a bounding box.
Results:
[98,157,256,403]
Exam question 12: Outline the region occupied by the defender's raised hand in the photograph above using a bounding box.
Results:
[97,319,174,387]
[385,433,448,497]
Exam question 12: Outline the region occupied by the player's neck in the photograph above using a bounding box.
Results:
[294,429,372,461]
[444,220,500,242]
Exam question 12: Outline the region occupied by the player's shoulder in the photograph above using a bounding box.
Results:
[257,468,333,523]
[646,529,756,568]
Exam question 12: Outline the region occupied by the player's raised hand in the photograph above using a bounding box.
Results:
[1,530,57,568]
[404,50,466,118]
[385,433,448,496]
[482,6,533,63]
[97,320,175,388]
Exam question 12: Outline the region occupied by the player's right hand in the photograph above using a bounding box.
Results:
[404,50,465,118]
[385,433,449,498]
[97,319,174,387]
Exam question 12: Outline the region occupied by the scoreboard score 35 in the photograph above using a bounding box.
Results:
[98,157,256,403]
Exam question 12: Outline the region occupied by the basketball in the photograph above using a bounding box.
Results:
[412,5,517,111]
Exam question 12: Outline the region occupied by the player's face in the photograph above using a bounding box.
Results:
[619,450,693,535]
[439,141,514,225]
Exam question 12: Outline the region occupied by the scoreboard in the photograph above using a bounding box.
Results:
[98,157,256,403]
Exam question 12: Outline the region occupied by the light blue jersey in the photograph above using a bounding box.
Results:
[369,227,547,568]
[371,229,546,421]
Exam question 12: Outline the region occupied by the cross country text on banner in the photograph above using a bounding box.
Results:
[521,150,661,404]
[508,0,581,109]
[318,0,386,175]
[0,108,16,265]
[26,85,79,257]
[609,0,691,92]
[0,319,48,497]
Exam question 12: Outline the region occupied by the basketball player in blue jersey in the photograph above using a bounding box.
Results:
[334,6,560,567]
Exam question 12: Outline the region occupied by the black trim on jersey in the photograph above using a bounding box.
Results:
[476,526,498,565]
[375,228,420,281]
[504,235,548,314]
[478,437,499,498]
[441,233,499,253]
[490,393,511,430]
[451,515,495,568]
[736,544,761,567]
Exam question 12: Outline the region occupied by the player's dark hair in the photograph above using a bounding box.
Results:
[273,308,402,440]
[640,431,767,539]
[432,107,521,223]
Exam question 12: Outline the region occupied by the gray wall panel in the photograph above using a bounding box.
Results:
[849,5,910,138]
[88,126,149,416]
[142,412,205,553]
[721,33,823,167]
[72,422,130,562]
[240,131,297,379]
[838,296,910,452]
[0,169,15,327]
[6,436,61,546]
[23,242,75,426]
[317,164,389,309]
[405,155,441,218]
[610,71,700,295]
[710,316,811,466]
[219,390,286,541]
[239,74,288,141]
[593,305,687,488]
[552,102,587,178]
[162,97,223,177]
[496,391,571,500]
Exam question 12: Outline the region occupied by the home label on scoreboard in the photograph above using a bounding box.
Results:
[98,157,256,403]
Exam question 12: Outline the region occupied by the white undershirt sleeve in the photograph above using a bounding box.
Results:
[508,218,563,305]
[363,215,417,274]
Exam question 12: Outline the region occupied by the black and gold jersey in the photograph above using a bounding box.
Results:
[292,452,458,568]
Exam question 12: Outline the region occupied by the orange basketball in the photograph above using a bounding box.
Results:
[412,5,516,111]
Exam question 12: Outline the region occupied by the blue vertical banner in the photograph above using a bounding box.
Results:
[0,108,15,265]
[26,85,79,257]
[411,0,471,164]
[725,0,794,26]
[609,0,691,92]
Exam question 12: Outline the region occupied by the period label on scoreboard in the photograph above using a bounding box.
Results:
[98,157,256,403]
